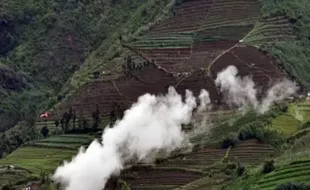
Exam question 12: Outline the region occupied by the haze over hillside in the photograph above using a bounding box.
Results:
[0,0,310,189]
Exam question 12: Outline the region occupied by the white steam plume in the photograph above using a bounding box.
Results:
[215,65,298,113]
[259,79,298,113]
[215,65,258,111]
[53,87,207,190]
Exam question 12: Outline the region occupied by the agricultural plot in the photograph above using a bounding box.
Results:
[0,147,76,174]
[288,101,310,122]
[195,25,254,41]
[209,44,284,92]
[25,134,93,150]
[228,140,275,165]
[244,16,297,47]
[185,40,238,70]
[35,121,57,134]
[133,47,192,73]
[0,166,32,188]
[126,35,193,49]
[150,0,259,35]
[149,0,213,34]
[120,166,203,190]
[0,134,92,180]
[257,160,310,190]
[271,114,300,136]
[53,62,226,120]
[159,148,226,170]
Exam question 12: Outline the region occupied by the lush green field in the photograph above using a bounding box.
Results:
[271,114,300,136]
[0,134,93,174]
[257,160,310,190]
[0,147,76,174]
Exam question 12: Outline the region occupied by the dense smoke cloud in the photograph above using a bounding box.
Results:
[215,65,258,111]
[53,87,207,190]
[215,65,298,113]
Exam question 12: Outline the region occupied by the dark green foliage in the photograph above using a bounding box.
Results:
[263,129,285,148]
[262,160,275,174]
[221,133,238,149]
[259,0,310,89]
[299,121,310,130]
[226,163,237,170]
[238,121,265,142]
[0,122,39,158]
[61,107,73,133]
[275,182,310,190]
[54,120,59,128]
[1,184,14,190]
[41,126,49,138]
[92,104,100,130]
[236,163,245,177]
[0,0,171,134]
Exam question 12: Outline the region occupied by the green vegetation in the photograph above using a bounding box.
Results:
[258,0,310,89]
[271,114,300,136]
[1,0,310,189]
[0,0,174,133]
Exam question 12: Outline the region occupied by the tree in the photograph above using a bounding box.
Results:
[55,120,59,128]
[41,126,49,138]
[72,113,76,129]
[62,107,73,133]
[92,104,100,130]
[262,160,275,174]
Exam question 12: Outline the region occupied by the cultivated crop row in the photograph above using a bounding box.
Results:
[210,45,284,91]
[150,0,259,35]
[244,17,297,46]
[257,160,310,189]
[121,167,203,189]
[228,140,275,164]
[272,114,300,136]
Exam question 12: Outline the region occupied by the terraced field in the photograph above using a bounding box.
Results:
[0,166,32,188]
[133,47,192,73]
[0,134,92,174]
[244,16,297,47]
[159,148,227,170]
[228,139,275,165]
[209,44,284,91]
[35,120,57,133]
[288,101,310,122]
[271,114,300,136]
[257,160,310,190]
[149,0,259,35]
[55,63,224,118]
[119,167,203,190]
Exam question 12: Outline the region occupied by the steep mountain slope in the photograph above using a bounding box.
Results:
[1,0,310,189]
[49,0,289,121]
[0,0,173,131]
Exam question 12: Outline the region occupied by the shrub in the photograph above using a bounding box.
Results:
[226,163,237,170]
[1,185,14,190]
[41,126,49,138]
[262,160,275,174]
[221,133,238,149]
[238,121,265,142]
[275,182,310,190]
[264,129,284,148]
[236,164,245,176]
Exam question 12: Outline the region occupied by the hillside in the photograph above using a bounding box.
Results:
[1,0,310,189]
